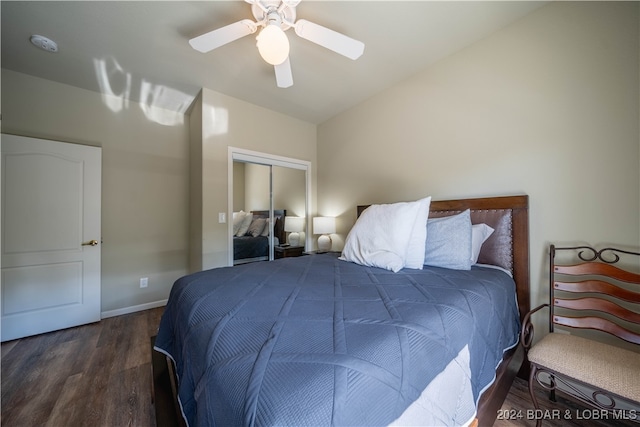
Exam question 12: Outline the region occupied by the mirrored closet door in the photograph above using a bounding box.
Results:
[229,149,310,266]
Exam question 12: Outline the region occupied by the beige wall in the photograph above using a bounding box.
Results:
[233,161,246,212]
[273,166,307,219]
[0,72,317,313]
[1,69,190,314]
[233,163,308,216]
[243,162,271,211]
[195,88,317,269]
[317,1,639,323]
[240,164,306,217]
[188,91,203,273]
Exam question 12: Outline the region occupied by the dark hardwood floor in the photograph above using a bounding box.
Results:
[2,307,637,427]
[1,307,163,427]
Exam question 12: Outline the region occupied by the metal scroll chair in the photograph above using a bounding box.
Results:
[520,245,640,427]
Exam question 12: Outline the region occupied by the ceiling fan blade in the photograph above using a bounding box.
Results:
[189,19,257,53]
[274,58,293,88]
[294,19,364,60]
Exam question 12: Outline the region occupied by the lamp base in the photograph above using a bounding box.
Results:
[317,234,332,252]
[288,232,300,247]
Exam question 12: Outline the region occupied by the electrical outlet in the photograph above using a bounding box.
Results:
[140,277,148,288]
[218,212,226,223]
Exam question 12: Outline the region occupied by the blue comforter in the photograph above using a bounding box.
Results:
[155,253,520,426]
[234,235,269,261]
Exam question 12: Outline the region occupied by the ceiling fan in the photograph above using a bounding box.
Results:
[189,0,365,88]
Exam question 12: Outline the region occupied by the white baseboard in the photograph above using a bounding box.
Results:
[101,299,167,319]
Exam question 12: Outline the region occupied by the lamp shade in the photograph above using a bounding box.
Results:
[313,217,336,235]
[256,25,289,65]
[284,216,305,233]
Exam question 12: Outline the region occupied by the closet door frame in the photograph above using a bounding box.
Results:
[228,147,311,266]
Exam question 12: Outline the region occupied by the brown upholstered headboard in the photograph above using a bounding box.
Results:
[357,195,530,320]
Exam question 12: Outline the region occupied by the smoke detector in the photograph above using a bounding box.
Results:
[30,35,58,53]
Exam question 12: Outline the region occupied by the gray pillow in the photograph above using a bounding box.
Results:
[247,217,267,237]
[424,209,472,270]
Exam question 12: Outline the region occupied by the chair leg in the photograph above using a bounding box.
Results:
[528,364,543,427]
[549,374,557,402]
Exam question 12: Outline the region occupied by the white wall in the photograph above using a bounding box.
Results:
[1,69,190,314]
[317,1,639,327]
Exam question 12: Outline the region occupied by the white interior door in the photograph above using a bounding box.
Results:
[1,134,101,341]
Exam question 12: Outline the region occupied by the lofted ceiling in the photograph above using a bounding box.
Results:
[1,1,546,124]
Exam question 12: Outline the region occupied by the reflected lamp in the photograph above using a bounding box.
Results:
[313,217,336,252]
[284,216,304,247]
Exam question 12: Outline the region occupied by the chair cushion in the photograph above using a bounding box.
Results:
[529,333,640,402]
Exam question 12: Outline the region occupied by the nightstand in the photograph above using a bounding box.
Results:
[274,245,305,259]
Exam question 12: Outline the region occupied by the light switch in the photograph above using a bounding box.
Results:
[218,212,226,223]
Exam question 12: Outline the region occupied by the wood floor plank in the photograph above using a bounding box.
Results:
[45,373,84,427]
[1,340,18,360]
[103,363,155,427]
[2,337,81,426]
[123,312,153,372]
[63,349,115,426]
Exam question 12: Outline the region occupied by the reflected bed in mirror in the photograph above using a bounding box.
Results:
[233,210,286,265]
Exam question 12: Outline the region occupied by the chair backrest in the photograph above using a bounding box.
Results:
[549,245,640,344]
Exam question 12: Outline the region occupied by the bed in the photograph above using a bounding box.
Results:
[154,195,530,426]
[233,210,286,265]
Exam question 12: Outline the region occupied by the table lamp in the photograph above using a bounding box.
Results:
[313,217,336,252]
[284,216,304,246]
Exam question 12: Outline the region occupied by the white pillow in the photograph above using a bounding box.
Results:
[471,223,494,264]
[404,197,432,269]
[340,198,428,273]
[232,211,246,235]
[236,213,253,236]
[260,217,271,237]
[424,209,472,270]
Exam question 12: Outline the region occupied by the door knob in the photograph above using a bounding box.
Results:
[82,239,99,246]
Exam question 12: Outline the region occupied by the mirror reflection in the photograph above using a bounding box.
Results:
[232,161,306,265]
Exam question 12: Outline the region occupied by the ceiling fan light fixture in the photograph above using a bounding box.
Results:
[256,24,289,65]
[189,0,365,88]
